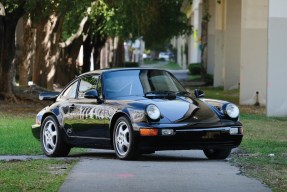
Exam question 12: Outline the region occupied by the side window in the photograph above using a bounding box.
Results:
[78,75,99,99]
[62,81,78,99]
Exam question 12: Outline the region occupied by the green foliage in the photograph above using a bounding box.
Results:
[142,0,191,49]
[93,0,191,48]
[124,62,139,68]
[188,63,201,75]
[89,0,117,36]
[204,74,213,85]
[1,0,24,13]
[61,1,92,41]
[3,0,191,52]
[26,0,73,22]
[188,63,213,85]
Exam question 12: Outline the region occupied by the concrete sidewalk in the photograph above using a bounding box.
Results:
[60,150,271,192]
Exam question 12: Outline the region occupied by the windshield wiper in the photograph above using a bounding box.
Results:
[144,91,176,98]
[176,91,190,96]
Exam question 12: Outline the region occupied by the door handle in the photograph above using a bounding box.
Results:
[69,104,75,111]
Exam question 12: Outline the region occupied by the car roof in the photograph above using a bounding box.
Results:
[78,68,168,77]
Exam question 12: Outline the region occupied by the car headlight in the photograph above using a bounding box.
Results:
[146,104,161,120]
[224,103,239,119]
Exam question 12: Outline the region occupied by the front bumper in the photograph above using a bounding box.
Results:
[31,124,41,140]
[134,124,243,151]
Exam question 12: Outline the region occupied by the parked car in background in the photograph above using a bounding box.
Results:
[158,52,170,61]
[32,68,243,160]
[143,53,152,60]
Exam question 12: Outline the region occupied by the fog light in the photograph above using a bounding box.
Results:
[161,129,174,136]
[229,128,239,135]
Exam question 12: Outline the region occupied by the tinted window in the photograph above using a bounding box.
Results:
[103,70,185,99]
[140,70,185,93]
[62,81,78,99]
[103,70,144,99]
[78,75,99,99]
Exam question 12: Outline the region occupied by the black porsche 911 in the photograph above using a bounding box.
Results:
[32,68,243,160]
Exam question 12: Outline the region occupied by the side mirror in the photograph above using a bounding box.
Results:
[194,89,205,98]
[84,89,99,99]
[39,92,59,101]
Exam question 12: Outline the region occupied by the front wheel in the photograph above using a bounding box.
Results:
[40,116,71,157]
[203,148,231,160]
[113,116,139,160]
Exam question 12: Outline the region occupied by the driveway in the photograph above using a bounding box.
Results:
[60,150,270,192]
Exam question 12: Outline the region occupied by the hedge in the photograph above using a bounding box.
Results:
[188,63,201,75]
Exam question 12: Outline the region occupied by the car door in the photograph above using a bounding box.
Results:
[71,74,109,143]
[58,79,80,136]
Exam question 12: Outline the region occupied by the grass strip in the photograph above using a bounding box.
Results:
[0,115,41,155]
[0,159,77,192]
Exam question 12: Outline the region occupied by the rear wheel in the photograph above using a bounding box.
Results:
[203,148,231,160]
[113,116,139,160]
[40,116,71,157]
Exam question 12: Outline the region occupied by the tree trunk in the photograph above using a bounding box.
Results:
[46,15,64,90]
[33,14,64,90]
[19,16,35,86]
[0,4,24,101]
[93,33,107,70]
[82,33,93,73]
[200,0,209,78]
[32,20,48,88]
[55,37,82,86]
[56,13,91,85]
[115,40,125,67]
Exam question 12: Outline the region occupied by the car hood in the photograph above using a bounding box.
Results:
[137,96,220,123]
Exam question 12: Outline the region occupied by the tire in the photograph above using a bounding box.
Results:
[40,116,71,157]
[113,116,139,160]
[203,148,231,160]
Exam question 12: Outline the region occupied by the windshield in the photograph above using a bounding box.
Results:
[103,69,186,99]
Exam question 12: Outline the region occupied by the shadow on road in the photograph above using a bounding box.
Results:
[68,150,209,162]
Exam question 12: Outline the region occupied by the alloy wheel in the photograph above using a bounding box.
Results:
[115,121,130,156]
[43,119,57,154]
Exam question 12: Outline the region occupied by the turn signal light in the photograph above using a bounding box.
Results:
[239,127,244,135]
[140,128,158,136]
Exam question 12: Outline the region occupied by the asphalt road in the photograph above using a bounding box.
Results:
[60,150,271,192]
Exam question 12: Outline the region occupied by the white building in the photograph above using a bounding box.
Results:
[177,0,287,117]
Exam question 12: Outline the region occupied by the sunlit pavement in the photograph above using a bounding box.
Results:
[60,150,271,192]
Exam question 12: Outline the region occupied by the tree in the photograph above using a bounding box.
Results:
[19,16,35,86]
[1,0,191,99]
[93,0,191,66]
[142,0,191,50]
[27,0,92,88]
[0,1,25,101]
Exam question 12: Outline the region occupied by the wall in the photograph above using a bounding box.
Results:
[267,0,287,116]
[224,0,241,90]
[213,0,226,87]
[207,0,215,75]
[240,0,268,106]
